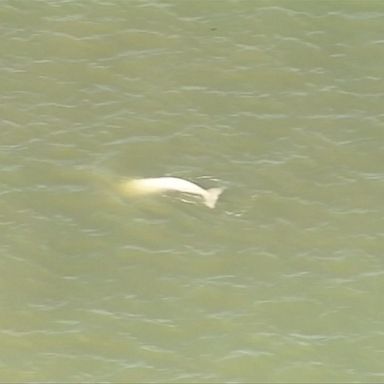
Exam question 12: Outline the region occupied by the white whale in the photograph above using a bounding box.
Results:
[123,177,223,208]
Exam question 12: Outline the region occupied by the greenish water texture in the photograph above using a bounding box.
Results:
[1,1,383,383]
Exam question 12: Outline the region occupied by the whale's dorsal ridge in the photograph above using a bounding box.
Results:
[122,176,223,208]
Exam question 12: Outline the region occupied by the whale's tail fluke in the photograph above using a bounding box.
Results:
[204,188,224,209]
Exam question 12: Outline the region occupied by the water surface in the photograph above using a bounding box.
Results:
[1,1,383,382]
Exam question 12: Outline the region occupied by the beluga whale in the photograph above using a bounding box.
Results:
[121,177,224,208]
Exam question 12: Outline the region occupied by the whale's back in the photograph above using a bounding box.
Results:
[120,177,223,208]
[122,178,168,194]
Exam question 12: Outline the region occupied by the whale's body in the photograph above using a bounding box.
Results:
[123,177,223,208]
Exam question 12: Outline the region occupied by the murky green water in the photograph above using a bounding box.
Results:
[1,1,383,382]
